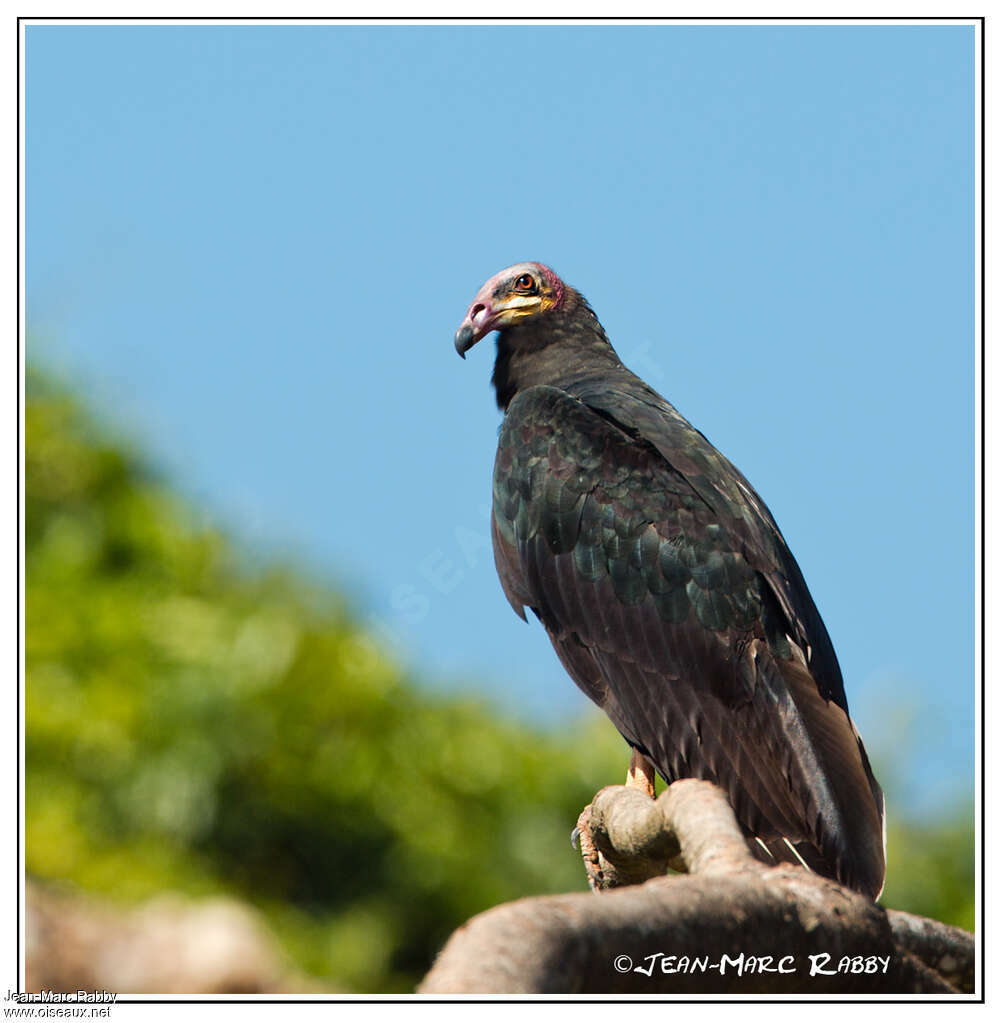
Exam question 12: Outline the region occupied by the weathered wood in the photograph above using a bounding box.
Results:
[419,781,975,995]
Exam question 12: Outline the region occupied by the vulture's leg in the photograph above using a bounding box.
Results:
[625,749,656,799]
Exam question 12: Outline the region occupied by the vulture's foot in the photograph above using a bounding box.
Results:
[625,749,656,799]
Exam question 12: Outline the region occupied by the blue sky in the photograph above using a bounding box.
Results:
[26,23,976,815]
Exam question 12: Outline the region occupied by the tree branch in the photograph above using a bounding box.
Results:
[419,780,975,995]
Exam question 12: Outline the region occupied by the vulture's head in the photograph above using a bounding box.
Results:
[455,261,616,409]
[454,262,567,358]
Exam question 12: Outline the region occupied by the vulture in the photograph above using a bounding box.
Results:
[454,261,886,899]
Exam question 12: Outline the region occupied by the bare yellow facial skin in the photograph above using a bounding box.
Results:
[493,284,557,325]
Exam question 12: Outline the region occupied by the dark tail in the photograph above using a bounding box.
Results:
[761,653,886,899]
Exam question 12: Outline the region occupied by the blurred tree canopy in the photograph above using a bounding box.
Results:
[25,367,975,992]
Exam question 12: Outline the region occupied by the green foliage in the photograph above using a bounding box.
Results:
[25,367,975,991]
[26,367,627,991]
[880,808,975,931]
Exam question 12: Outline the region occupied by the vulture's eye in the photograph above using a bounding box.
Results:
[513,273,536,293]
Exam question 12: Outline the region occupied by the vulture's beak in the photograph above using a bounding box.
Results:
[455,292,543,359]
[454,297,498,359]
[454,323,477,359]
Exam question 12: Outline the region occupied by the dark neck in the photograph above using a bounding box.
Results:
[491,291,625,410]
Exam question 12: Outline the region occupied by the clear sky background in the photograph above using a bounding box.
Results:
[26,23,976,816]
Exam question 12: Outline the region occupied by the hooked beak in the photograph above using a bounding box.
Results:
[454,324,475,358]
[454,299,497,359]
